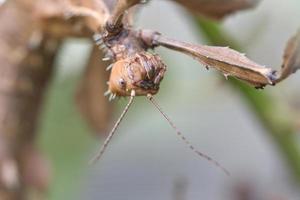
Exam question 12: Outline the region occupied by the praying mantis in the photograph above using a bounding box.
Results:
[1,0,299,198]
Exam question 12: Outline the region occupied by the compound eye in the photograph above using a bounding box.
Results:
[118,78,126,89]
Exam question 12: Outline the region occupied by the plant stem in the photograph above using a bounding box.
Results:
[195,17,300,183]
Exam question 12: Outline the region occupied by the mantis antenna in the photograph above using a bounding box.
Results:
[147,94,230,176]
[89,90,136,165]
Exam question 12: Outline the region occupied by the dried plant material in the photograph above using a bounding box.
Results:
[76,46,112,135]
[277,31,300,82]
[173,0,260,20]
[0,1,61,197]
[155,35,276,88]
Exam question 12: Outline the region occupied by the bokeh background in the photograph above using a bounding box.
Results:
[36,0,300,199]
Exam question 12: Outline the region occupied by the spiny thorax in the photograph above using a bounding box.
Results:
[101,27,149,61]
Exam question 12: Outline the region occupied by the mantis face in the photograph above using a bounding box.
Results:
[108,52,166,97]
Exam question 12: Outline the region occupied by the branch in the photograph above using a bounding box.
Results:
[0,1,60,198]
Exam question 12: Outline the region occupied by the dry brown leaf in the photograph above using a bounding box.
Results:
[76,45,113,135]
[172,0,260,20]
[277,30,300,82]
[156,36,276,88]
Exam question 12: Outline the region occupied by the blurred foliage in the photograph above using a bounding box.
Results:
[38,76,95,200]
[195,16,300,183]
